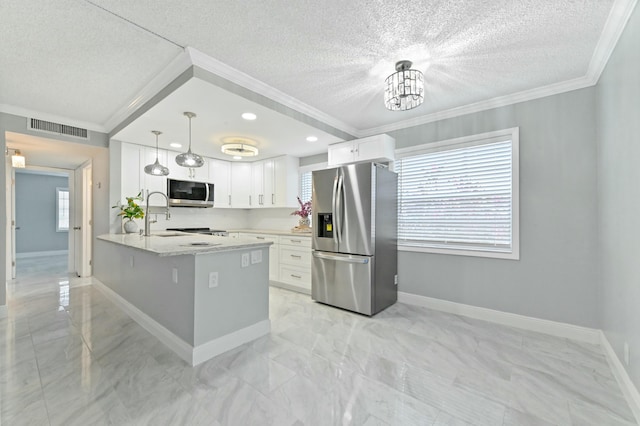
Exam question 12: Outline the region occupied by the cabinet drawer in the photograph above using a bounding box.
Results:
[280,247,311,267]
[241,233,279,244]
[279,264,311,289]
[279,236,311,248]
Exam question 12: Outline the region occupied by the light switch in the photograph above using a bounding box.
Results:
[241,253,250,268]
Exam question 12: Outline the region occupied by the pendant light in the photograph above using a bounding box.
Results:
[175,112,204,168]
[144,131,170,176]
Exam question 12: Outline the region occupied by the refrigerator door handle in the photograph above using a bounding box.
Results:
[335,174,344,244]
[312,252,369,264]
[332,175,339,245]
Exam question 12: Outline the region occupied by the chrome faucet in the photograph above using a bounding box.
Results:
[144,190,171,236]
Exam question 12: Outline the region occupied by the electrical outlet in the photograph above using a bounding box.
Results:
[394,275,398,285]
[251,250,262,264]
[241,253,250,268]
[172,268,178,284]
[624,342,630,366]
[209,272,219,288]
[129,256,134,268]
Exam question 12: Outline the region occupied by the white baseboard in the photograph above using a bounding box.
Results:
[0,304,7,319]
[193,320,271,366]
[270,280,311,295]
[16,250,68,259]
[397,292,601,344]
[600,331,640,424]
[93,280,269,366]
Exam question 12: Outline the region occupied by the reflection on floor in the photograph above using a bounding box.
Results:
[0,255,637,425]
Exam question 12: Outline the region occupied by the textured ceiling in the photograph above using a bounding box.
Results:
[0,0,629,142]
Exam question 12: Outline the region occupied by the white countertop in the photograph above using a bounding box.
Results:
[230,228,312,237]
[97,231,272,257]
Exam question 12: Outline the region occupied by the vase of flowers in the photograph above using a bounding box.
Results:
[112,192,145,233]
[291,196,311,230]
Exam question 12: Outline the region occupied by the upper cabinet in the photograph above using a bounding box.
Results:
[208,159,231,208]
[251,156,299,208]
[230,162,252,208]
[328,134,395,166]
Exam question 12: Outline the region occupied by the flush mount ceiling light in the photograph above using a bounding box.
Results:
[169,142,182,148]
[384,60,424,111]
[144,130,170,176]
[9,149,25,168]
[175,112,204,168]
[241,112,257,121]
[221,140,259,157]
[306,136,318,142]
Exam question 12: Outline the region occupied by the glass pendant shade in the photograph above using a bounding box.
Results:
[144,131,170,176]
[384,60,424,111]
[176,112,204,168]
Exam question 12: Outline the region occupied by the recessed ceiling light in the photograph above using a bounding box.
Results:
[242,112,257,121]
[233,156,242,160]
[306,136,318,142]
[170,143,182,148]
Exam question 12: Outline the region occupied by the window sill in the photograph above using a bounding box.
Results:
[398,244,519,260]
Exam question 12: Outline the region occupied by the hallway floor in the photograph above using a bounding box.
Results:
[0,255,636,425]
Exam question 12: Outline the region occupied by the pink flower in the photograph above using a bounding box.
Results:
[291,196,312,218]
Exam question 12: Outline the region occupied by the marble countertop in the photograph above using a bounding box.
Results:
[229,228,312,237]
[97,231,272,257]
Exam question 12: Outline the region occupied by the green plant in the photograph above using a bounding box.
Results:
[112,192,145,220]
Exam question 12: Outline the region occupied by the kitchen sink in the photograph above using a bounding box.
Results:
[154,233,187,237]
[182,242,222,247]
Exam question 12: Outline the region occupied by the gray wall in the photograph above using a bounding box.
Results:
[15,172,69,253]
[302,88,600,328]
[0,112,110,308]
[392,89,599,327]
[597,3,640,391]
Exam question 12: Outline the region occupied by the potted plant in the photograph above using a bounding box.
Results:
[113,192,145,233]
[291,196,312,230]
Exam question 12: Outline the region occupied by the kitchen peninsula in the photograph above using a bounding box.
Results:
[94,232,272,366]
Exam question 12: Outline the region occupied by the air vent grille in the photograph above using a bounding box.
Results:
[28,118,88,139]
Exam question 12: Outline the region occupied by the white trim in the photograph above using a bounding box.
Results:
[103,50,193,132]
[192,320,271,366]
[0,305,7,319]
[0,104,105,133]
[398,291,601,344]
[587,0,639,83]
[93,280,270,366]
[270,280,312,295]
[396,127,520,260]
[600,331,640,424]
[187,47,359,138]
[16,250,68,259]
[298,162,329,173]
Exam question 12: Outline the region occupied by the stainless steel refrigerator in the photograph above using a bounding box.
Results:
[311,162,397,316]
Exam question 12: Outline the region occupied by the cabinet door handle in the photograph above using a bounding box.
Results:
[272,194,275,205]
[249,195,252,205]
[290,254,301,259]
[228,195,231,206]
[290,274,302,279]
[290,239,301,243]
[256,236,265,240]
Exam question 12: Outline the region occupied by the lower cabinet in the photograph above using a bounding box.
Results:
[237,232,311,294]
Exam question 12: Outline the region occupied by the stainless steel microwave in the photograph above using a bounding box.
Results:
[167,179,214,207]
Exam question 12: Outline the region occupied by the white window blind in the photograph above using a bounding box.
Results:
[56,188,69,232]
[300,171,312,202]
[397,139,515,255]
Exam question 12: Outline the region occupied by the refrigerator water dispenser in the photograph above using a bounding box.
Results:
[317,213,333,238]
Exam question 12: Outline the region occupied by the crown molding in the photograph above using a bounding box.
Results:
[587,0,638,82]
[186,47,360,138]
[103,50,193,132]
[360,75,595,136]
[0,104,105,133]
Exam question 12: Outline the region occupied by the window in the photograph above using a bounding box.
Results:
[300,171,312,203]
[56,188,69,232]
[395,128,519,259]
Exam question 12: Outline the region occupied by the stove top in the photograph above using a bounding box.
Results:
[166,227,228,236]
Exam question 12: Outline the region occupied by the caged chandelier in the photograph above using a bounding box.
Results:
[384,60,424,111]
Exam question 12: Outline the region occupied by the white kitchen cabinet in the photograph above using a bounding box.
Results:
[278,235,311,293]
[328,134,395,166]
[167,151,209,181]
[251,159,275,207]
[239,233,279,281]
[208,159,231,208]
[230,162,252,208]
[272,156,300,208]
[121,142,143,200]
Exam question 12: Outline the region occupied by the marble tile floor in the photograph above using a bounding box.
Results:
[1,255,637,426]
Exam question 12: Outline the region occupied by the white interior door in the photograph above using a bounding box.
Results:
[73,161,92,277]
